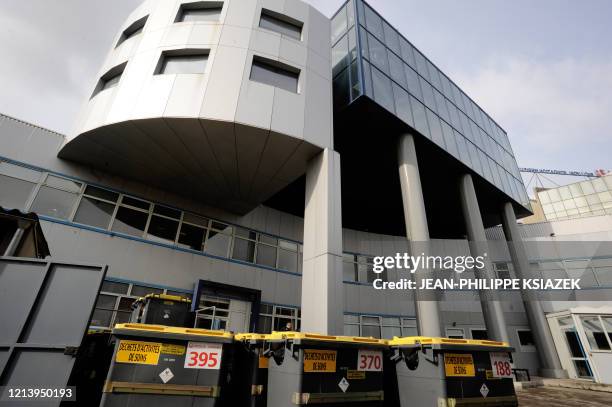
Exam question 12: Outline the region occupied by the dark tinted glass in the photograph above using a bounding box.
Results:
[111,206,149,236]
[250,59,299,93]
[259,11,302,40]
[178,223,206,250]
[232,238,255,262]
[121,196,150,210]
[84,185,119,202]
[74,196,115,229]
[147,215,179,242]
[153,204,181,219]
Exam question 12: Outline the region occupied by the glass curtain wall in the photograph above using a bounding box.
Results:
[331,0,530,209]
[538,175,612,221]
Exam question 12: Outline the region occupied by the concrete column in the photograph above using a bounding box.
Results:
[501,202,567,378]
[459,174,509,343]
[398,133,442,337]
[301,148,344,335]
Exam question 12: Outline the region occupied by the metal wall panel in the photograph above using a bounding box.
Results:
[0,257,107,406]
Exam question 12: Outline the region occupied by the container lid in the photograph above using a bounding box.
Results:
[132,293,192,306]
[388,336,509,348]
[234,333,268,341]
[264,331,388,346]
[113,323,233,339]
[87,328,111,335]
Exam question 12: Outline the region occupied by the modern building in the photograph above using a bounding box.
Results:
[486,216,612,383]
[2,0,609,380]
[534,175,612,222]
[519,191,547,224]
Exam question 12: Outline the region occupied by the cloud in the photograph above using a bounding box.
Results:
[455,56,612,170]
[0,0,141,134]
[0,10,89,131]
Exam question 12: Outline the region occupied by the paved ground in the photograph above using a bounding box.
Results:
[518,386,612,406]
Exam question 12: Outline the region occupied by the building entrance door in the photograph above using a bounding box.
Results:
[195,295,251,333]
[559,316,594,379]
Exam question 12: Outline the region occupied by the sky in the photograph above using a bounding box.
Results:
[0,0,611,189]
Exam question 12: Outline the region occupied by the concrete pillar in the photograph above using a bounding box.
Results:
[398,133,442,337]
[501,202,567,378]
[459,174,509,343]
[301,148,344,335]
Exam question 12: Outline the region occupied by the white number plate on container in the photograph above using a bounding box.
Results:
[357,350,383,371]
[490,352,513,378]
[184,342,222,369]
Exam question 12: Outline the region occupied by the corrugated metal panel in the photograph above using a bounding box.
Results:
[486,222,555,240]
[485,226,505,241]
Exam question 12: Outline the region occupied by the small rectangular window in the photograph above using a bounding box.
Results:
[343,254,357,282]
[157,50,209,75]
[73,185,119,229]
[494,262,511,279]
[111,206,149,237]
[73,196,116,229]
[259,9,302,40]
[581,316,611,351]
[30,175,82,220]
[362,324,381,339]
[255,243,277,268]
[101,74,121,90]
[176,1,223,22]
[101,281,129,295]
[92,62,127,97]
[517,330,535,347]
[250,56,299,93]
[446,328,465,339]
[205,229,231,257]
[0,162,41,210]
[116,15,148,47]
[121,195,151,210]
[277,248,297,273]
[153,204,181,219]
[344,324,360,337]
[0,161,42,183]
[178,223,206,250]
[114,297,135,324]
[471,329,488,340]
[147,215,179,244]
[91,295,115,327]
[232,237,256,263]
[84,185,119,202]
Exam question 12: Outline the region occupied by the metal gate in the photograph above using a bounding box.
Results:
[0,257,107,406]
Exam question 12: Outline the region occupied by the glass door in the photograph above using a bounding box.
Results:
[195,296,230,330]
[558,316,593,379]
[195,295,252,333]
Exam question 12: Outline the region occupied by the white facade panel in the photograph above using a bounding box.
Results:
[60,0,333,214]
[200,46,247,121]
[164,74,209,118]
